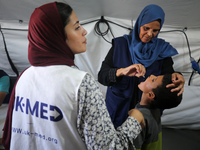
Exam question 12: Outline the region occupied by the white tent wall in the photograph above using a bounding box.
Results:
[0,1,200,130]
[1,0,200,27]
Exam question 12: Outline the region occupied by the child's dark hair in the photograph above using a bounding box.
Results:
[56,2,73,27]
[151,74,182,109]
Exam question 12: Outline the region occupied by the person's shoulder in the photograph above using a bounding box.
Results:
[67,66,87,77]
[113,36,127,42]
[112,36,128,47]
[135,104,151,117]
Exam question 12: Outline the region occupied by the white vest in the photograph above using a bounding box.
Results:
[10,65,87,150]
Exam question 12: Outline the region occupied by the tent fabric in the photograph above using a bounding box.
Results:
[0,0,200,28]
[0,0,200,130]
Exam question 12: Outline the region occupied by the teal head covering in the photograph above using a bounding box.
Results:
[124,4,178,67]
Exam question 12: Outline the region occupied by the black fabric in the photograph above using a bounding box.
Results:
[0,69,8,77]
[98,46,116,86]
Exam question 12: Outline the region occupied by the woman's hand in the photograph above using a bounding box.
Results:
[166,73,185,96]
[116,64,146,77]
[128,109,145,129]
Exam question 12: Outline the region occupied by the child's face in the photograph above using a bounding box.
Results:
[138,75,163,93]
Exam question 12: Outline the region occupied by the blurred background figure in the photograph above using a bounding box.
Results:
[0,70,10,106]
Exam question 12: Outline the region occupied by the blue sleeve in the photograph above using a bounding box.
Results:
[0,76,10,93]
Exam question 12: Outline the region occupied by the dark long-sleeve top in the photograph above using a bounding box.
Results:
[98,46,175,87]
